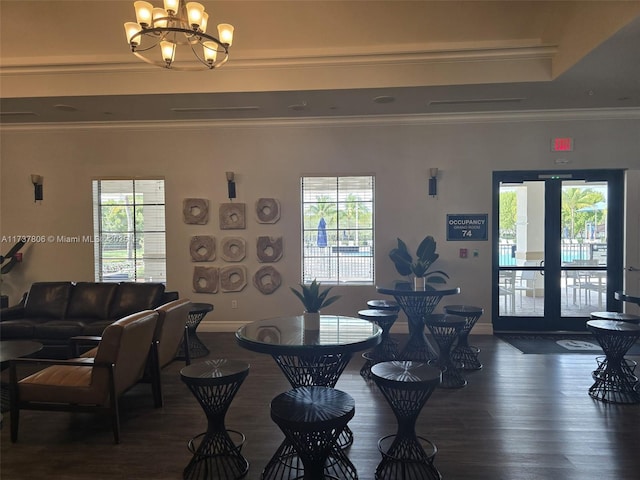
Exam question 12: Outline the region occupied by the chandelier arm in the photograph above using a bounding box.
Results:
[131,26,226,48]
[131,48,228,70]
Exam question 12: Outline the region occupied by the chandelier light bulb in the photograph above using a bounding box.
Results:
[203,41,218,64]
[152,8,168,28]
[160,40,176,65]
[163,0,179,15]
[186,2,205,30]
[134,1,154,27]
[217,23,234,45]
[124,22,142,45]
[200,12,209,33]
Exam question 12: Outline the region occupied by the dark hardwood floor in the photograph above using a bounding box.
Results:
[2,332,639,480]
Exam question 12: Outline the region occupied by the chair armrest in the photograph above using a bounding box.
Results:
[10,357,96,368]
[0,304,26,321]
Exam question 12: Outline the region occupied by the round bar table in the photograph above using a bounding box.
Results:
[377,282,460,363]
[586,320,640,404]
[0,341,43,424]
[236,315,381,480]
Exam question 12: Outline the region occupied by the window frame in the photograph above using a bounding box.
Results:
[300,175,375,286]
[92,178,167,283]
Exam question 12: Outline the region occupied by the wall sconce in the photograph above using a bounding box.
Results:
[226,171,236,200]
[428,168,438,197]
[31,174,43,202]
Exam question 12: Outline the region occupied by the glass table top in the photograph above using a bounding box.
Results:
[377,281,460,296]
[236,315,382,355]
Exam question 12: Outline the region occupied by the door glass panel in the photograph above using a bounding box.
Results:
[560,181,608,317]
[498,182,545,317]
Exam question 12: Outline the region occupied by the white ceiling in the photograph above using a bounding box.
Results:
[1,1,639,125]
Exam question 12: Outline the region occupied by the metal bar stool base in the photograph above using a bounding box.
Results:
[376,434,441,480]
[184,430,249,480]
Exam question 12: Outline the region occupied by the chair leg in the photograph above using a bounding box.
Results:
[183,325,192,366]
[149,341,163,408]
[9,362,19,443]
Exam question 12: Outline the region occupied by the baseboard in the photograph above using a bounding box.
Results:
[199,320,495,335]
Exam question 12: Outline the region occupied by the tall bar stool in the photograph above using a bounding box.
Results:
[270,386,357,480]
[425,314,467,389]
[358,309,400,380]
[180,359,250,480]
[586,320,640,404]
[442,305,484,370]
[371,361,442,480]
[367,299,401,312]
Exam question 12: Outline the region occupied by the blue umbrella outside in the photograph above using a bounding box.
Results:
[317,217,328,247]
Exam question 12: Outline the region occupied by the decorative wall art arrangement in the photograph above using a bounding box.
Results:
[185,193,282,295]
[256,236,283,263]
[192,266,219,293]
[220,236,246,262]
[190,235,216,262]
[256,198,281,223]
[253,265,282,294]
[183,198,209,224]
[219,203,246,229]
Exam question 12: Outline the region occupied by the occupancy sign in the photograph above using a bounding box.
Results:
[446,214,488,241]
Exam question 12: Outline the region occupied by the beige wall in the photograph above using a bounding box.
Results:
[1,112,639,332]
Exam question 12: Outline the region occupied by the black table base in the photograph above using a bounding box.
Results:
[393,295,443,362]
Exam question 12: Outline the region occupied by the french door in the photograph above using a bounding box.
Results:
[492,169,624,332]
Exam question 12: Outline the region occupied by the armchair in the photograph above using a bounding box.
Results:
[9,310,159,444]
[74,299,193,408]
[149,298,192,407]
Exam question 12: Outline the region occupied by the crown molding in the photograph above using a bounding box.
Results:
[2,108,638,133]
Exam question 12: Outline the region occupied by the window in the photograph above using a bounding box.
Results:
[301,176,374,285]
[92,179,166,283]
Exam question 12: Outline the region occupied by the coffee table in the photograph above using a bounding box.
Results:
[0,340,43,424]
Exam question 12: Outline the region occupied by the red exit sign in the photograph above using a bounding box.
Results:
[552,137,573,152]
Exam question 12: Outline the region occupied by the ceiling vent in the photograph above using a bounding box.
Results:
[428,97,525,107]
[170,106,260,113]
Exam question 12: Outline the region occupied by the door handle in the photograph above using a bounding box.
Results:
[539,260,544,276]
[627,266,639,272]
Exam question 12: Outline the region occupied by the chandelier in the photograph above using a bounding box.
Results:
[124,0,234,70]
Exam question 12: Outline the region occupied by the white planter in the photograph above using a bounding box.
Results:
[303,311,320,330]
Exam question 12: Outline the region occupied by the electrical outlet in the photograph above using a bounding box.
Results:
[231,300,238,309]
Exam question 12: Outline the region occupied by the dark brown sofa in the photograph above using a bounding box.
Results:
[0,281,178,357]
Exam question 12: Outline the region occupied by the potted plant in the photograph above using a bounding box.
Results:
[290,279,341,313]
[389,236,449,289]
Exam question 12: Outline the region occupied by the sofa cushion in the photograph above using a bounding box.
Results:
[24,282,73,319]
[67,282,118,320]
[109,283,165,319]
[0,320,37,339]
[33,320,85,340]
[81,320,114,337]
